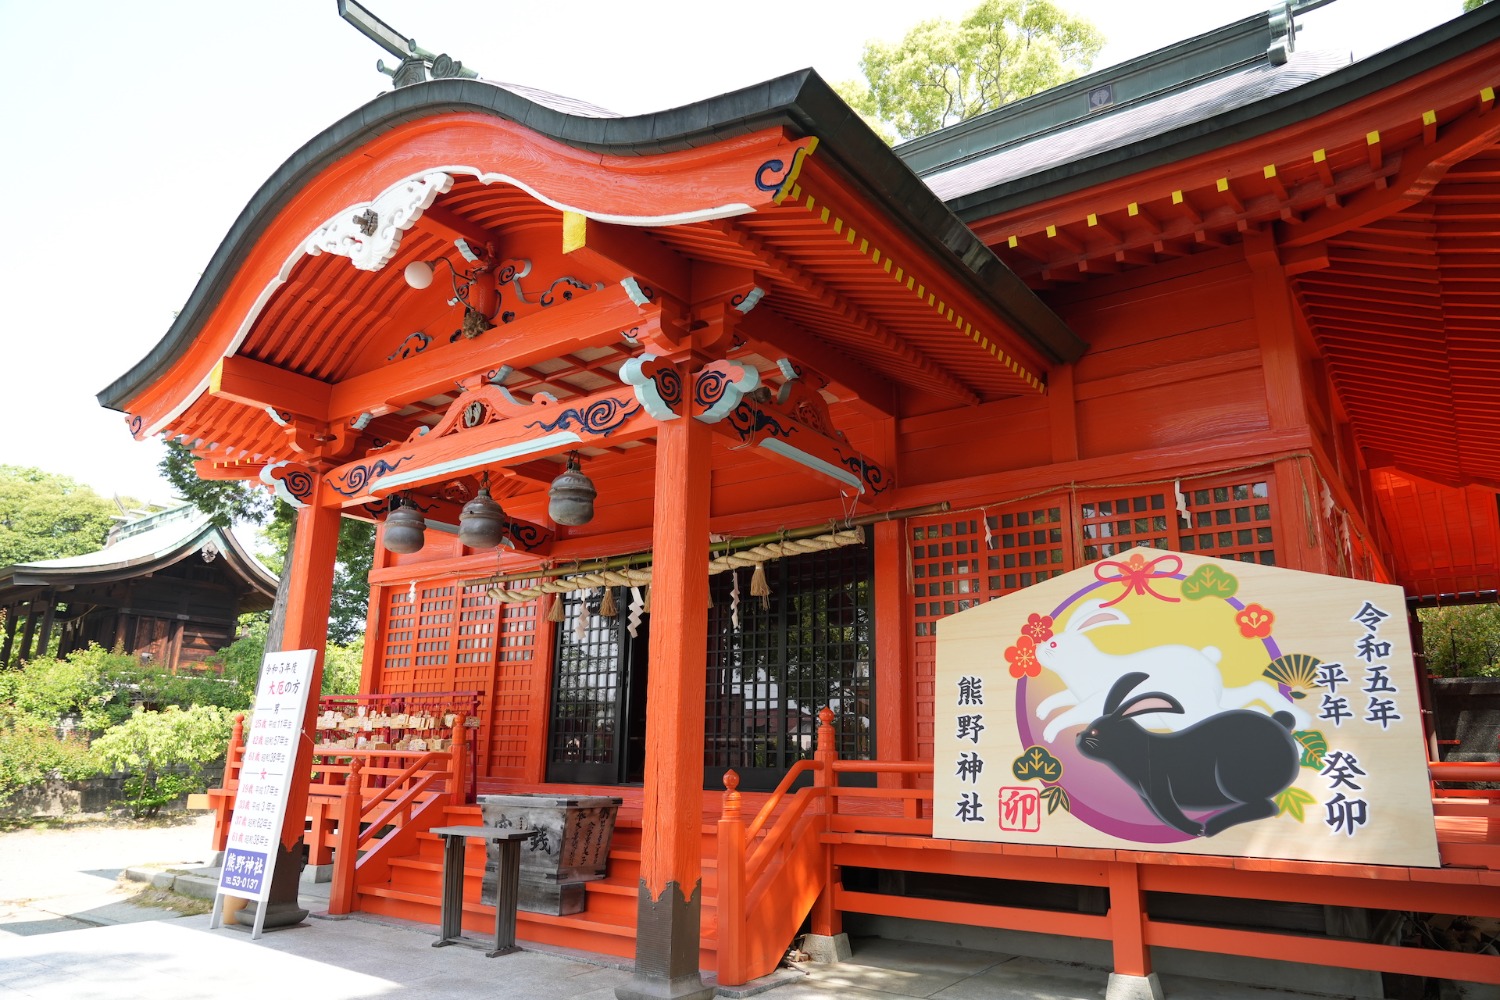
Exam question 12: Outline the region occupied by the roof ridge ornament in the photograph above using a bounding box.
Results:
[1267,2,1297,66]
[337,0,480,88]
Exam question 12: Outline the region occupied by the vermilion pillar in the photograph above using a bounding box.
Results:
[245,498,341,928]
[617,366,715,1000]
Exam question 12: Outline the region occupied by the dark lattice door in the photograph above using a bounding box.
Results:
[544,588,645,784]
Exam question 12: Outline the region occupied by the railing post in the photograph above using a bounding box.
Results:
[212,712,247,853]
[328,757,364,916]
[810,706,842,937]
[449,714,469,807]
[716,770,746,987]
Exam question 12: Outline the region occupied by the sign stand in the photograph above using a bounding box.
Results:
[209,649,317,939]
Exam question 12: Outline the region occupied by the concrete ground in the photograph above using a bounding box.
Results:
[0,814,1350,1000]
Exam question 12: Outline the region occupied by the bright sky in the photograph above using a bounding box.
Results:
[0,0,1461,506]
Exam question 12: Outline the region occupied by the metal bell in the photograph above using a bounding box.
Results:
[548,454,596,526]
[383,500,427,554]
[458,483,506,550]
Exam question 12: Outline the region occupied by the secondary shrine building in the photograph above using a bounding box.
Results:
[100,5,1500,999]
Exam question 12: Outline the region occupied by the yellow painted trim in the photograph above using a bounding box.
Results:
[1172,190,1185,204]
[1484,86,1496,102]
[1366,130,1380,145]
[208,359,225,395]
[1263,164,1277,179]
[1007,235,1019,248]
[1127,202,1140,217]
[1313,148,1327,162]
[1087,213,1099,227]
[561,210,587,254]
[1422,109,1437,126]
[1046,224,1058,238]
[1216,178,1230,192]
[770,137,818,205]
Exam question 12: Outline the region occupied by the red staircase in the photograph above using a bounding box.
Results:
[352,802,725,969]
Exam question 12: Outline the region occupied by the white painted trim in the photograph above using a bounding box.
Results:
[371,432,580,493]
[761,438,864,493]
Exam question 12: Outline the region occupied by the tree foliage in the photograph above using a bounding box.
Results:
[0,466,124,567]
[836,0,1104,142]
[159,442,373,643]
[91,705,235,817]
[1418,604,1500,677]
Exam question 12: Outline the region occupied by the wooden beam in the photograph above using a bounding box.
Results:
[735,308,897,417]
[561,212,693,303]
[210,356,332,419]
[326,284,646,423]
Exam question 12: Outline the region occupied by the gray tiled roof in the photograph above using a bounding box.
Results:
[484,79,619,118]
[923,48,1350,202]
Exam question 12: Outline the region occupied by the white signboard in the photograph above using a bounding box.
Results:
[212,649,316,935]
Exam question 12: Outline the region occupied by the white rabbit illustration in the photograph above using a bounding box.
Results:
[1032,599,1309,743]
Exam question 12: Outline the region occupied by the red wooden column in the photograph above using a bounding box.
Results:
[617,362,715,1000]
[251,498,341,928]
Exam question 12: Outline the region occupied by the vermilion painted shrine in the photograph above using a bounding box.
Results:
[99,5,1500,999]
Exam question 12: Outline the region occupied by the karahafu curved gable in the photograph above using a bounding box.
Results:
[304,171,454,271]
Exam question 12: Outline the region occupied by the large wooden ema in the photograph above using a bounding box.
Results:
[933,549,1440,867]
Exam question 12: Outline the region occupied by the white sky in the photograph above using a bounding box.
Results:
[0,0,1461,505]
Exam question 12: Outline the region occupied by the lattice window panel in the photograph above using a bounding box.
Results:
[547,589,627,778]
[381,586,416,671]
[489,591,540,778]
[455,585,497,665]
[1178,478,1276,565]
[1078,490,1172,561]
[705,542,875,790]
[909,503,1067,763]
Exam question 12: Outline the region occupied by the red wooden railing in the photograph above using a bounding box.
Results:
[714,714,1500,988]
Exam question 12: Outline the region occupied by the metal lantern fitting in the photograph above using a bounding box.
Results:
[458,474,506,549]
[548,453,597,526]
[383,496,427,554]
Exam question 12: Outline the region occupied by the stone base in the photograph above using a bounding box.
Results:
[481,877,587,915]
[800,933,852,964]
[613,974,716,1000]
[301,863,333,885]
[232,899,309,930]
[1106,972,1165,1000]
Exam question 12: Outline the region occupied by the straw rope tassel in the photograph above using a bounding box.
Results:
[750,561,771,609]
[599,586,618,617]
[546,593,566,623]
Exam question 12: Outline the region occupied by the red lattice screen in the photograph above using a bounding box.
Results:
[905,475,1277,762]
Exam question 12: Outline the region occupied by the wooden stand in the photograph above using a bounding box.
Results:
[430,825,531,957]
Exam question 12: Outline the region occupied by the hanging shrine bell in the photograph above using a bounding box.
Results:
[458,473,507,550]
[548,453,596,526]
[383,495,427,554]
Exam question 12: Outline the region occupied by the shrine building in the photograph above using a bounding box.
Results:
[99,4,1500,999]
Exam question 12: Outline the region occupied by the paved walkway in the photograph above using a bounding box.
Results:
[0,815,1338,1000]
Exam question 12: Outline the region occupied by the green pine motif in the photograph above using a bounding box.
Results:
[1012,746,1062,783]
[1275,786,1317,822]
[1180,564,1239,601]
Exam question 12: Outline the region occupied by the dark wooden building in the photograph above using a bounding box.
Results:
[0,505,276,668]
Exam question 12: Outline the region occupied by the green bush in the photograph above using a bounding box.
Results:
[90,705,234,818]
[0,718,100,807]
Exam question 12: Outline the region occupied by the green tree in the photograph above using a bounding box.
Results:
[1418,604,1500,677]
[1464,0,1492,11]
[91,705,234,817]
[0,466,123,566]
[837,0,1104,142]
[159,442,374,646]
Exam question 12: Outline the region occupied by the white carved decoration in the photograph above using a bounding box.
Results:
[304,171,455,272]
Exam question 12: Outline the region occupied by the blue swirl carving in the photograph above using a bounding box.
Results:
[330,456,411,497]
[755,158,787,192]
[695,369,730,410]
[526,398,640,437]
[504,519,551,552]
[127,414,144,437]
[839,452,890,495]
[725,401,794,443]
[656,368,683,413]
[281,467,314,502]
[540,277,591,307]
[386,332,431,362]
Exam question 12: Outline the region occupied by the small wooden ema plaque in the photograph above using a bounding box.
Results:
[932,549,1440,866]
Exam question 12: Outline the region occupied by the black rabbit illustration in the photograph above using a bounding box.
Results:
[1075,671,1301,838]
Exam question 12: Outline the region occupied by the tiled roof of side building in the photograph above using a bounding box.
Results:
[922,48,1349,203]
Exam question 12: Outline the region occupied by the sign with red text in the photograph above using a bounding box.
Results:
[933,550,1439,866]
[218,649,316,901]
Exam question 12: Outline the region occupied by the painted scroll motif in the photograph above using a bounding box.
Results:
[932,548,1440,866]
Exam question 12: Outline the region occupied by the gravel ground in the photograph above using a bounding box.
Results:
[0,813,216,936]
